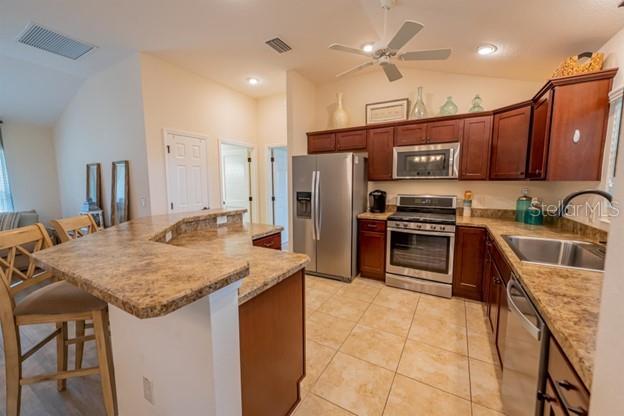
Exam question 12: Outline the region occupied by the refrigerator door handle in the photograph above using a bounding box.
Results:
[311,171,317,240]
[315,170,321,240]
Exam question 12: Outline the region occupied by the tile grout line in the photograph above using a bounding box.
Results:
[464,299,475,416]
[379,294,421,415]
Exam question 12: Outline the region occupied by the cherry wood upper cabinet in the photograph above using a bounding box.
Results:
[490,103,532,180]
[336,129,367,151]
[427,119,464,144]
[367,127,395,180]
[452,226,486,301]
[545,73,614,180]
[460,115,493,180]
[307,133,336,154]
[395,123,427,146]
[527,90,553,179]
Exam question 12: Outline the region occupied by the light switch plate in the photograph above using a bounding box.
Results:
[217,216,227,225]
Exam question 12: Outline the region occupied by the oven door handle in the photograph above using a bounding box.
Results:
[388,227,456,238]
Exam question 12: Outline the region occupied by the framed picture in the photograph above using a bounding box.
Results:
[85,163,102,209]
[111,160,129,226]
[365,98,409,125]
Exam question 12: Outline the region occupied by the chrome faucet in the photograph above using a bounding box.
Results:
[557,190,613,217]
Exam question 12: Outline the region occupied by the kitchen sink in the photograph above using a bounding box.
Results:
[502,235,606,272]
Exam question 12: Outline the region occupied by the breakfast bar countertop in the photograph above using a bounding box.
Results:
[33,209,308,319]
[457,216,603,389]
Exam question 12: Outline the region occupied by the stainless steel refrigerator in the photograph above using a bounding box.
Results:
[292,152,367,282]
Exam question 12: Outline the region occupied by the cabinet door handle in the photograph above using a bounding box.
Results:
[554,379,588,416]
[572,129,581,144]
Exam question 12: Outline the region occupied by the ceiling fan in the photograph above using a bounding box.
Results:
[329,0,451,82]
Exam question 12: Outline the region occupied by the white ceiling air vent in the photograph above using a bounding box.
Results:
[265,37,292,54]
[17,23,96,60]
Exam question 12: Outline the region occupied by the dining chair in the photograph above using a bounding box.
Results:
[0,224,116,416]
[50,214,100,370]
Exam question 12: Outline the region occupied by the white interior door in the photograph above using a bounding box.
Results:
[270,147,289,247]
[165,133,209,213]
[220,143,252,222]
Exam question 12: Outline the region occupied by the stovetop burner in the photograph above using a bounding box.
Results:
[388,211,456,225]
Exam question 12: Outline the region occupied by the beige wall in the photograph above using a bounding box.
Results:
[256,93,287,223]
[314,67,541,130]
[2,121,61,223]
[54,54,151,224]
[589,25,624,414]
[139,54,258,216]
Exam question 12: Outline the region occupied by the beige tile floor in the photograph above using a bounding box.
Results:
[294,275,507,416]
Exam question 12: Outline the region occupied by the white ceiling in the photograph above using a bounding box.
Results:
[1,0,624,125]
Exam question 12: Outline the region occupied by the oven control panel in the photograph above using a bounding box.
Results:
[387,221,456,233]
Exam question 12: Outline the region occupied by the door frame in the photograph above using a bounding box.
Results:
[265,144,288,226]
[162,128,212,214]
[218,138,258,222]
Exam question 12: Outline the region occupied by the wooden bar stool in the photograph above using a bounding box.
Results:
[0,224,117,416]
[50,214,100,370]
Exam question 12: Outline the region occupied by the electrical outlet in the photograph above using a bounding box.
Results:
[165,231,173,242]
[143,376,154,405]
[217,215,227,225]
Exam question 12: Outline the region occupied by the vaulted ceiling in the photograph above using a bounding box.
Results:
[1,0,623,124]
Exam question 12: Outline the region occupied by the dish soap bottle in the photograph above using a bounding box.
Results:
[515,188,531,222]
[524,197,544,225]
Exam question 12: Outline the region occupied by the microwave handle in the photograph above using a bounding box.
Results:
[450,146,460,177]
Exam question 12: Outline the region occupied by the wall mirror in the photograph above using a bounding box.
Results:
[86,163,102,209]
[111,160,129,225]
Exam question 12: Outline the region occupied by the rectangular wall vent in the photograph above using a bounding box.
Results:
[17,23,96,60]
[265,37,292,54]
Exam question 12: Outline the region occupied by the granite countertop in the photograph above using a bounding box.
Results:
[33,209,307,319]
[168,223,309,305]
[457,216,602,389]
[357,211,395,221]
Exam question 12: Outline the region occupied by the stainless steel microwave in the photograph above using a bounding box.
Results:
[393,143,460,179]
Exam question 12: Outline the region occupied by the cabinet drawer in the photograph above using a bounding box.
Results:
[308,133,336,153]
[426,119,464,143]
[547,338,590,415]
[253,233,282,250]
[395,123,427,146]
[359,219,386,233]
[336,129,367,150]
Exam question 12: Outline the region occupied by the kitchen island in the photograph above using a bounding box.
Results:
[33,209,308,416]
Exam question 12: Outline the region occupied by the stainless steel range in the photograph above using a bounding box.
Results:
[386,194,457,297]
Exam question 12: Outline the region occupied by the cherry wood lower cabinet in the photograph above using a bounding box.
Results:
[358,219,386,281]
[367,127,395,181]
[452,226,487,300]
[239,270,305,416]
[544,337,590,416]
[252,232,282,250]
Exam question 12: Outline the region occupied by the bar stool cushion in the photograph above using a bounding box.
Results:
[14,281,106,316]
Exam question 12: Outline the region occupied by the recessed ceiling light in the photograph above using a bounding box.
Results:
[362,43,375,53]
[247,77,260,86]
[477,44,498,56]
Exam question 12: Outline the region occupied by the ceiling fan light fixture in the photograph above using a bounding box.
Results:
[362,43,375,53]
[477,44,498,56]
[247,77,260,86]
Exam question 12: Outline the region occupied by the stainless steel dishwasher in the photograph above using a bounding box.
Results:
[501,275,549,416]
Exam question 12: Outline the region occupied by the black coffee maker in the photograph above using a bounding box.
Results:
[368,190,387,213]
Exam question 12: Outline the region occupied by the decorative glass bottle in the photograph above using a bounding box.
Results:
[331,92,349,128]
[439,96,458,116]
[409,86,427,119]
[469,94,485,112]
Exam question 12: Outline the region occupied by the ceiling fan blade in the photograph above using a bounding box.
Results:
[329,43,371,57]
[399,48,452,61]
[387,21,423,51]
[380,62,403,82]
[336,61,375,78]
